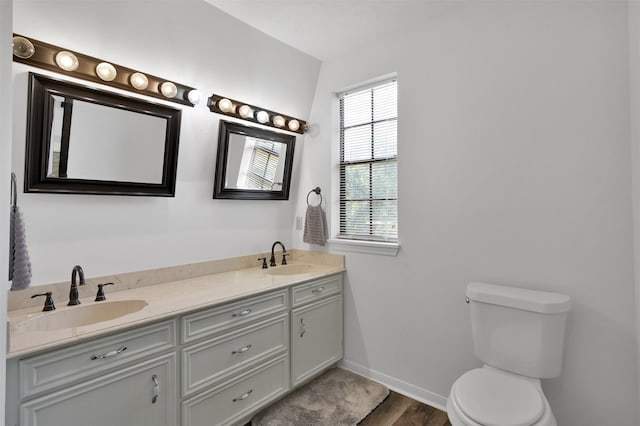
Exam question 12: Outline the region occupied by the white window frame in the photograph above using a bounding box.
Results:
[328,75,400,256]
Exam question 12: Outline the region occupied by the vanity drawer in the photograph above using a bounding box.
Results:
[291,274,342,307]
[181,289,288,344]
[181,354,289,426]
[19,319,176,399]
[182,313,289,396]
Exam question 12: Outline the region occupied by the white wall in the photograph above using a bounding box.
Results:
[1,1,13,423]
[296,2,638,425]
[628,0,640,420]
[11,0,320,285]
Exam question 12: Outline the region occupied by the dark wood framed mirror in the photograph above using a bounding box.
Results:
[25,73,182,196]
[213,120,296,200]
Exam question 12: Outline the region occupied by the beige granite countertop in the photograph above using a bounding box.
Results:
[7,250,345,359]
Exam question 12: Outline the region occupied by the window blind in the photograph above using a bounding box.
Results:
[339,79,397,242]
[246,138,281,190]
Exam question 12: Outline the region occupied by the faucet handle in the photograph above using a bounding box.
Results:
[95,283,114,302]
[257,257,268,269]
[281,253,290,265]
[31,292,56,311]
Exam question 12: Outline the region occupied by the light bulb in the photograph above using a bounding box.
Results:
[95,62,117,81]
[273,115,285,127]
[12,36,35,59]
[55,51,79,71]
[238,105,253,119]
[256,110,269,124]
[160,82,178,98]
[288,119,300,132]
[130,72,149,90]
[218,98,233,113]
[187,90,201,105]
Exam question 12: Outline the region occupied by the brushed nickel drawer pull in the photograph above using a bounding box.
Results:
[232,344,252,355]
[151,374,159,404]
[232,308,253,317]
[311,287,325,294]
[91,345,127,360]
[233,389,253,402]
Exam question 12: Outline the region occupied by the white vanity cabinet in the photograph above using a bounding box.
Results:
[6,271,344,426]
[290,275,344,387]
[6,319,178,426]
[180,289,290,426]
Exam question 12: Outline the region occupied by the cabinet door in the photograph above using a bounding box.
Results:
[291,294,343,387]
[20,353,177,426]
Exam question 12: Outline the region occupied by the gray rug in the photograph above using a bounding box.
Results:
[252,368,389,426]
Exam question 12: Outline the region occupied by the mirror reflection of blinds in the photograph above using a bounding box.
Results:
[339,79,398,242]
[247,139,282,190]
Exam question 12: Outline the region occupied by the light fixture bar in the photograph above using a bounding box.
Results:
[207,94,308,134]
[12,33,199,107]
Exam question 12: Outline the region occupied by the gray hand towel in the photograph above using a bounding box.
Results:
[10,205,32,290]
[303,205,328,246]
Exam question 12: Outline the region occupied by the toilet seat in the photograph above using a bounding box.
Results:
[451,368,545,426]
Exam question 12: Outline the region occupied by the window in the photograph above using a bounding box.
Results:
[246,138,282,190]
[338,79,397,243]
[235,137,283,190]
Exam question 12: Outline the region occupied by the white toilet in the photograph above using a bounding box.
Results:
[447,282,571,426]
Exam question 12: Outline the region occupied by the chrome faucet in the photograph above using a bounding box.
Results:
[270,241,288,267]
[68,265,86,305]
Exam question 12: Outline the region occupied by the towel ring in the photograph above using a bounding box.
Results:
[306,187,322,207]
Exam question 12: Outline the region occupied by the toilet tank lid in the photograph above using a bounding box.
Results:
[467,282,571,314]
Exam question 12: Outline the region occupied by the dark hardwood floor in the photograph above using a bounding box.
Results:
[359,391,451,426]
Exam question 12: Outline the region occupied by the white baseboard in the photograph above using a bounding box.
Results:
[338,359,449,412]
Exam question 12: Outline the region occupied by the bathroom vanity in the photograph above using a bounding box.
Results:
[5,251,344,426]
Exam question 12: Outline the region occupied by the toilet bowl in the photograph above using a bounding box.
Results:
[447,282,570,426]
[447,366,556,426]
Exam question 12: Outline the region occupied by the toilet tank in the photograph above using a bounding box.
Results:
[466,282,571,379]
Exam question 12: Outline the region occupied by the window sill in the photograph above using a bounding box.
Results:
[327,239,400,256]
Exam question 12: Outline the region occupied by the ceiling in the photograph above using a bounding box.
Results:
[205,0,447,61]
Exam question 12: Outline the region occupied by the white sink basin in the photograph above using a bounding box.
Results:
[266,264,320,276]
[14,300,148,332]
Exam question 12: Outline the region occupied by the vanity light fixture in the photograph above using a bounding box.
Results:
[12,33,199,107]
[55,51,79,72]
[95,62,117,81]
[207,93,308,134]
